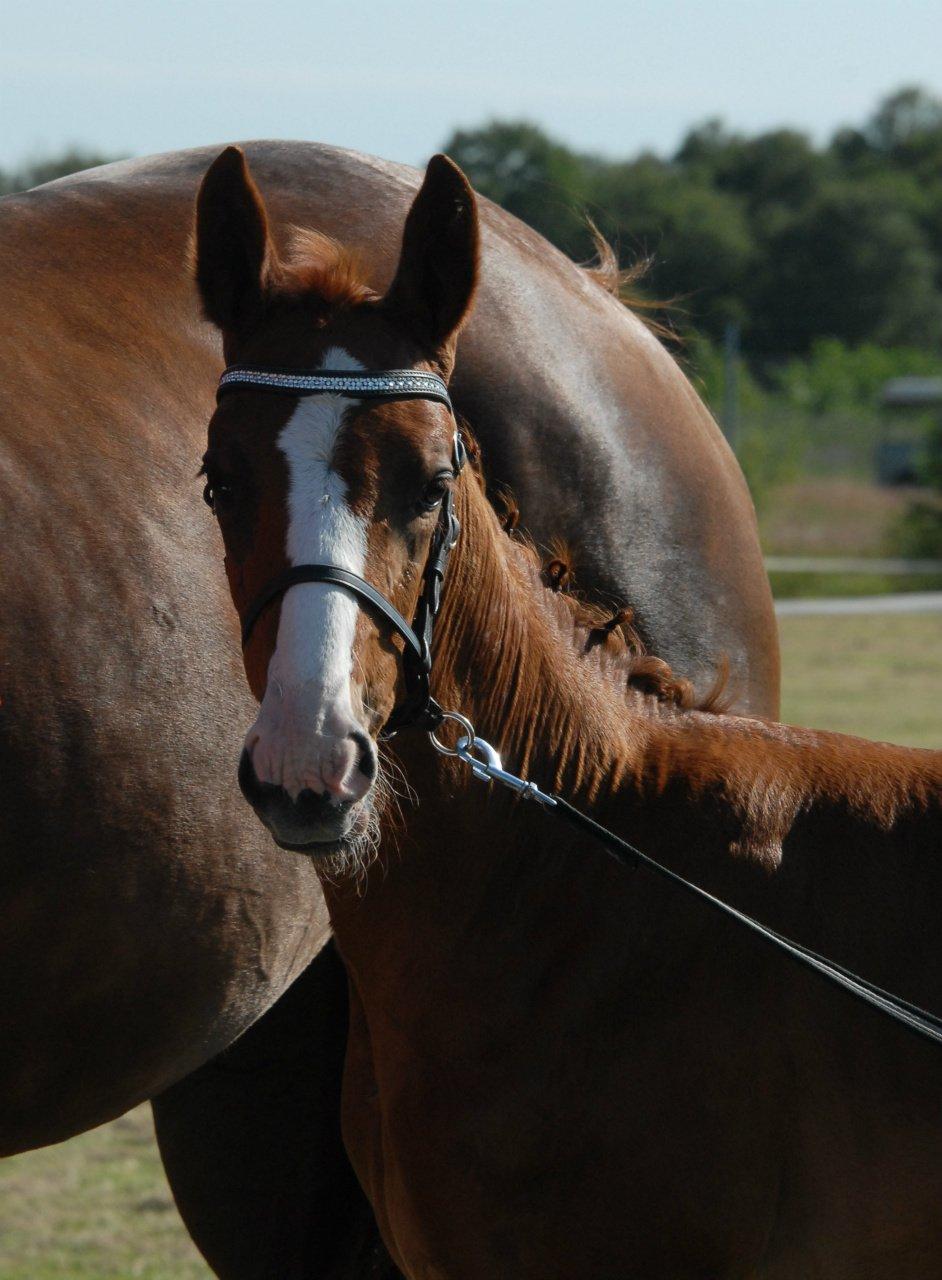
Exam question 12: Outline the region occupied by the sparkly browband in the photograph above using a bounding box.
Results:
[217,366,452,409]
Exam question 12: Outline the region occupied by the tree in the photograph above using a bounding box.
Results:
[674,118,741,176]
[832,89,942,292]
[752,180,942,355]
[442,122,593,261]
[679,124,828,219]
[866,86,942,155]
[590,157,754,337]
[0,149,120,196]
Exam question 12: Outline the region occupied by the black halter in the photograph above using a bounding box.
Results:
[216,366,465,738]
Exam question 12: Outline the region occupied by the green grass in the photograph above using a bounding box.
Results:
[770,570,942,599]
[779,612,942,748]
[1,611,940,1277]
[0,1107,209,1279]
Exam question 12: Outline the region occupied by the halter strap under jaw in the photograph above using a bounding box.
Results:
[219,363,465,738]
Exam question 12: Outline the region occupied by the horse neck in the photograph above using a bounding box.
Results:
[329,473,716,973]
[417,473,930,843]
[328,469,940,998]
[425,471,648,800]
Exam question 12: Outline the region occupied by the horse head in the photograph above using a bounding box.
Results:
[196,146,479,856]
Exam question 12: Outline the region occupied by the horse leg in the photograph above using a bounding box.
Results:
[152,940,400,1279]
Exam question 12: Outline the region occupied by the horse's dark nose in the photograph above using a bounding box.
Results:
[238,749,357,850]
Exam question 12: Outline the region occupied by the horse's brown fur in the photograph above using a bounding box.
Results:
[329,463,942,1279]
[198,151,942,1279]
[0,134,782,1280]
[282,228,378,307]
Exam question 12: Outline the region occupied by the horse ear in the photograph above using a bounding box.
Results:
[195,147,278,333]
[384,155,479,353]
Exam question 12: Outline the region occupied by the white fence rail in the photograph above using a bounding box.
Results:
[766,556,942,575]
[776,592,942,617]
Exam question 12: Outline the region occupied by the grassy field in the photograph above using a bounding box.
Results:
[1,610,940,1278]
[0,1108,209,1278]
[759,477,916,557]
[779,612,942,748]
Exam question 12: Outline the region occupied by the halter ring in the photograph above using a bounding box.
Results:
[429,711,477,758]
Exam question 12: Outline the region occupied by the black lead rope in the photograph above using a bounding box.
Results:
[433,723,942,1049]
[549,794,942,1049]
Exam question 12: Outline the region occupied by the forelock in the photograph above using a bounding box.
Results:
[278,227,378,308]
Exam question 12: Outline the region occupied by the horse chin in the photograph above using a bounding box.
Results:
[271,799,368,856]
[268,796,381,880]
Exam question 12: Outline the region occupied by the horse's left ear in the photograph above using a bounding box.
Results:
[384,155,480,356]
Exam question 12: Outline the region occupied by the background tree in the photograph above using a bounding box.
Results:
[751,179,942,355]
[866,86,942,158]
[442,86,942,361]
[590,156,754,335]
[0,148,120,196]
[444,121,593,261]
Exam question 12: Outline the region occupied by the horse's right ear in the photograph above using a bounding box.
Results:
[195,147,278,333]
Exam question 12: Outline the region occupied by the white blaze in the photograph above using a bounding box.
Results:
[245,349,370,800]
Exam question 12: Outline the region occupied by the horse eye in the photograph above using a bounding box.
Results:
[418,473,451,513]
[202,477,234,513]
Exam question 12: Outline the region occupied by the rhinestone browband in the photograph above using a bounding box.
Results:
[217,366,452,409]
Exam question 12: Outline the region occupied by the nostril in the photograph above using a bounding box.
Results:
[351,730,377,781]
[238,747,267,806]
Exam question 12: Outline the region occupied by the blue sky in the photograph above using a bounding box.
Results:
[2,0,941,169]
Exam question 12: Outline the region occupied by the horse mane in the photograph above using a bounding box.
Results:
[280,227,378,306]
[491,486,729,715]
[582,222,648,299]
[580,223,677,343]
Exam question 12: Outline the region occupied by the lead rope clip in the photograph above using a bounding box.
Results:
[429,711,557,809]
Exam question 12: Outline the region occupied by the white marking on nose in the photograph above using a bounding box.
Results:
[245,348,372,801]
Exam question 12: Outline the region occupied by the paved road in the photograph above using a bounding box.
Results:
[775,592,942,617]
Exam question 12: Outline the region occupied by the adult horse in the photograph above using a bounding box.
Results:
[195,149,942,1279]
[0,141,775,1275]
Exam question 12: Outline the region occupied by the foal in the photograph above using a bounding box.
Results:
[196,148,942,1279]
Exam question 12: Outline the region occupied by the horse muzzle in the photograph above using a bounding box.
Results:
[237,748,367,851]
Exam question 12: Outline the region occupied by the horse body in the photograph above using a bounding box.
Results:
[0,176,333,1153]
[194,152,940,1278]
[328,473,942,1277]
[338,785,942,1278]
[2,141,775,1275]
